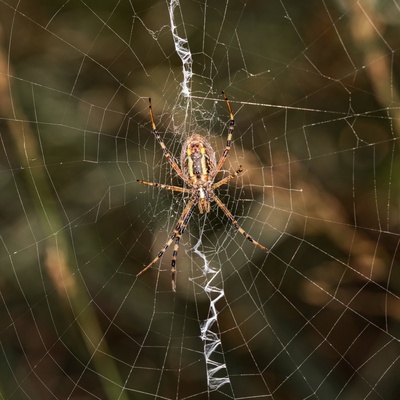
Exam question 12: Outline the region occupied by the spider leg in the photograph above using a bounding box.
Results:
[137,179,191,193]
[169,201,195,291]
[137,199,196,291]
[211,91,235,179]
[213,194,268,252]
[148,98,186,181]
[212,165,244,190]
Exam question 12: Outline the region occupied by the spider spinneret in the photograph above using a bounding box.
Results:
[136,92,268,291]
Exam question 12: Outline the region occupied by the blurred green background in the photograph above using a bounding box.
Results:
[0,0,399,399]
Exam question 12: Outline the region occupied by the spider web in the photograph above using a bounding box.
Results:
[0,0,400,399]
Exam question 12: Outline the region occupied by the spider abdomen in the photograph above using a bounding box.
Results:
[181,134,216,183]
[190,151,206,176]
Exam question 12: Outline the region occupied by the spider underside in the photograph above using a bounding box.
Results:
[137,92,268,291]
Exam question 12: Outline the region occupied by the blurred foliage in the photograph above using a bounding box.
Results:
[0,0,400,399]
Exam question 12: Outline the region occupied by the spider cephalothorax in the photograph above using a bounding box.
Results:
[137,92,268,291]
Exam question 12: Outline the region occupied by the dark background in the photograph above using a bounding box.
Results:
[0,0,399,399]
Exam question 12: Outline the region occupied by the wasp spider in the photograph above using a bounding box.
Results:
[137,92,268,291]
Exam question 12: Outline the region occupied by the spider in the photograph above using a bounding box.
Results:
[137,92,268,291]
